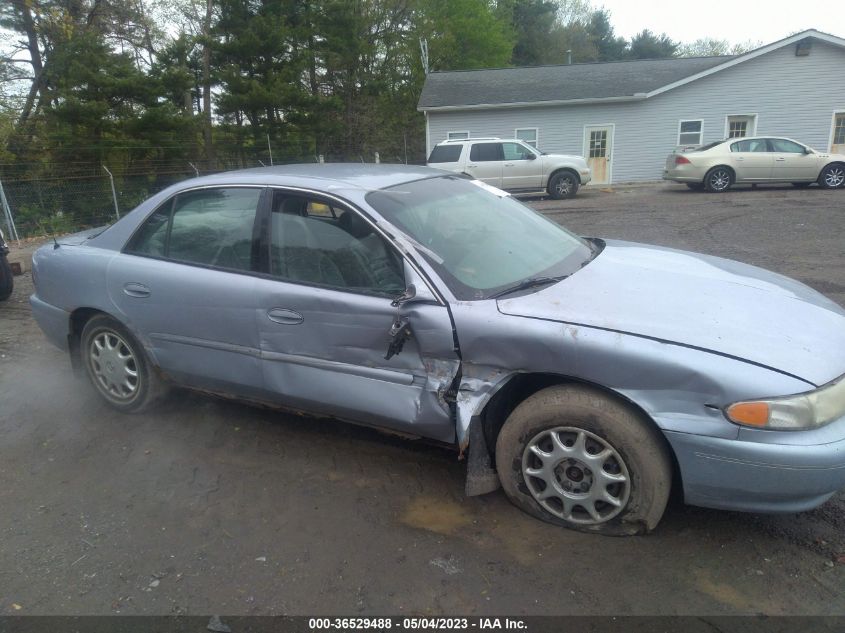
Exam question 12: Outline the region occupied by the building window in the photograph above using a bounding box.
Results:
[678,120,703,146]
[726,114,756,138]
[515,128,538,148]
[447,131,469,140]
[834,113,845,145]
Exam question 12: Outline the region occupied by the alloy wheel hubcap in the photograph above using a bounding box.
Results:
[556,178,572,195]
[825,167,844,187]
[89,331,139,400]
[522,426,630,525]
[710,171,730,190]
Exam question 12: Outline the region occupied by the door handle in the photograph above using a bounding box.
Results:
[504,162,514,167]
[123,282,150,298]
[735,157,745,161]
[267,308,304,325]
[467,164,478,169]
[775,157,786,161]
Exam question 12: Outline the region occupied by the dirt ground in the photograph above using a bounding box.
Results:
[0,182,844,616]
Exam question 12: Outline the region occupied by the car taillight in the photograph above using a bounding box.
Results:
[675,155,691,165]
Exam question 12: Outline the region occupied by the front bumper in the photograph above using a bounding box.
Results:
[664,417,845,513]
[30,294,70,351]
[579,169,592,185]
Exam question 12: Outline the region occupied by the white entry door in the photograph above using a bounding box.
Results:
[584,125,613,185]
[832,112,845,154]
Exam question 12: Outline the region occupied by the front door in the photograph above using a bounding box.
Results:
[831,113,845,154]
[501,142,542,190]
[769,138,818,181]
[584,126,612,185]
[253,191,459,443]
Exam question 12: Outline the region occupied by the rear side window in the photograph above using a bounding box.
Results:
[731,139,768,153]
[469,143,502,162]
[428,145,462,163]
[127,187,261,272]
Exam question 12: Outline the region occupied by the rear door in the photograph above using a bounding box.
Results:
[729,138,773,181]
[252,190,459,442]
[108,186,265,396]
[464,142,503,186]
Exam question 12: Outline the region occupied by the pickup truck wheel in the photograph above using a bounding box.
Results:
[0,256,12,301]
[81,314,168,412]
[495,384,672,535]
[547,172,578,199]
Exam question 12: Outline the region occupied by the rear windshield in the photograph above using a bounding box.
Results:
[686,141,723,152]
[427,145,462,163]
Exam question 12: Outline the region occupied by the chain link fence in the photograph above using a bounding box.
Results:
[0,144,424,240]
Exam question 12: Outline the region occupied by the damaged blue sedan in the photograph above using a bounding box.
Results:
[30,164,845,535]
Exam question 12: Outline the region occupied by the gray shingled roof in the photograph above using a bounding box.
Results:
[418,56,735,109]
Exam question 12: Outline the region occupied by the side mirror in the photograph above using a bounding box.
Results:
[393,261,439,306]
[526,153,537,160]
[804,147,813,155]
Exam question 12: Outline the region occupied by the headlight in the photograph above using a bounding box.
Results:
[725,375,845,430]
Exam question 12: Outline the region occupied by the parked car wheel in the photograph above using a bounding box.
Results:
[704,167,732,192]
[818,164,845,189]
[0,256,12,301]
[81,314,167,412]
[791,182,812,188]
[547,171,579,199]
[685,183,704,191]
[495,384,672,535]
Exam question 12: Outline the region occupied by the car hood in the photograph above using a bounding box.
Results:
[542,153,586,164]
[497,240,845,386]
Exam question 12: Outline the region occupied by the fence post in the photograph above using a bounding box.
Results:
[102,165,120,221]
[267,134,274,166]
[374,151,380,164]
[188,162,200,177]
[318,154,324,164]
[0,176,20,244]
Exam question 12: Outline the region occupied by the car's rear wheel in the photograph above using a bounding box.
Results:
[495,384,672,536]
[704,166,732,192]
[0,256,12,301]
[818,164,845,189]
[547,171,579,199]
[81,314,167,412]
[685,183,704,191]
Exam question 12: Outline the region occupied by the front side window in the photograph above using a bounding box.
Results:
[515,128,538,148]
[502,142,535,161]
[127,187,261,272]
[268,193,404,297]
[678,120,703,145]
[769,138,805,153]
[469,143,503,162]
[366,177,594,300]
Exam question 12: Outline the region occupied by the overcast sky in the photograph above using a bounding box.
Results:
[597,0,844,45]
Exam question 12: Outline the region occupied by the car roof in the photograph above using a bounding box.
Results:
[175,163,446,192]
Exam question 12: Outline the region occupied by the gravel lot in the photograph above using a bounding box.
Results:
[1,182,844,616]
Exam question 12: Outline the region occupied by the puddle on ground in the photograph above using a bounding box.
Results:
[399,496,472,535]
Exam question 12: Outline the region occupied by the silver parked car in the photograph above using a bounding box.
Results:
[663,136,845,192]
[30,165,845,535]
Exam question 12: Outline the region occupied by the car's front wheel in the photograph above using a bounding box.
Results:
[81,314,167,412]
[818,164,845,189]
[495,384,672,535]
[547,171,579,199]
[704,166,732,192]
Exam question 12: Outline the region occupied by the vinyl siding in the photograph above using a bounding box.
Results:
[427,41,845,183]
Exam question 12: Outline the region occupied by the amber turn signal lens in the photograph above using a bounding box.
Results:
[726,402,770,427]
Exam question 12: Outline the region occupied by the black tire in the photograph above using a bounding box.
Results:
[791,182,812,188]
[547,171,579,199]
[0,256,12,301]
[818,163,845,189]
[704,166,733,192]
[495,384,672,536]
[80,314,168,412]
[685,183,704,191]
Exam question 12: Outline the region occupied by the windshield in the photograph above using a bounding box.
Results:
[366,176,594,300]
